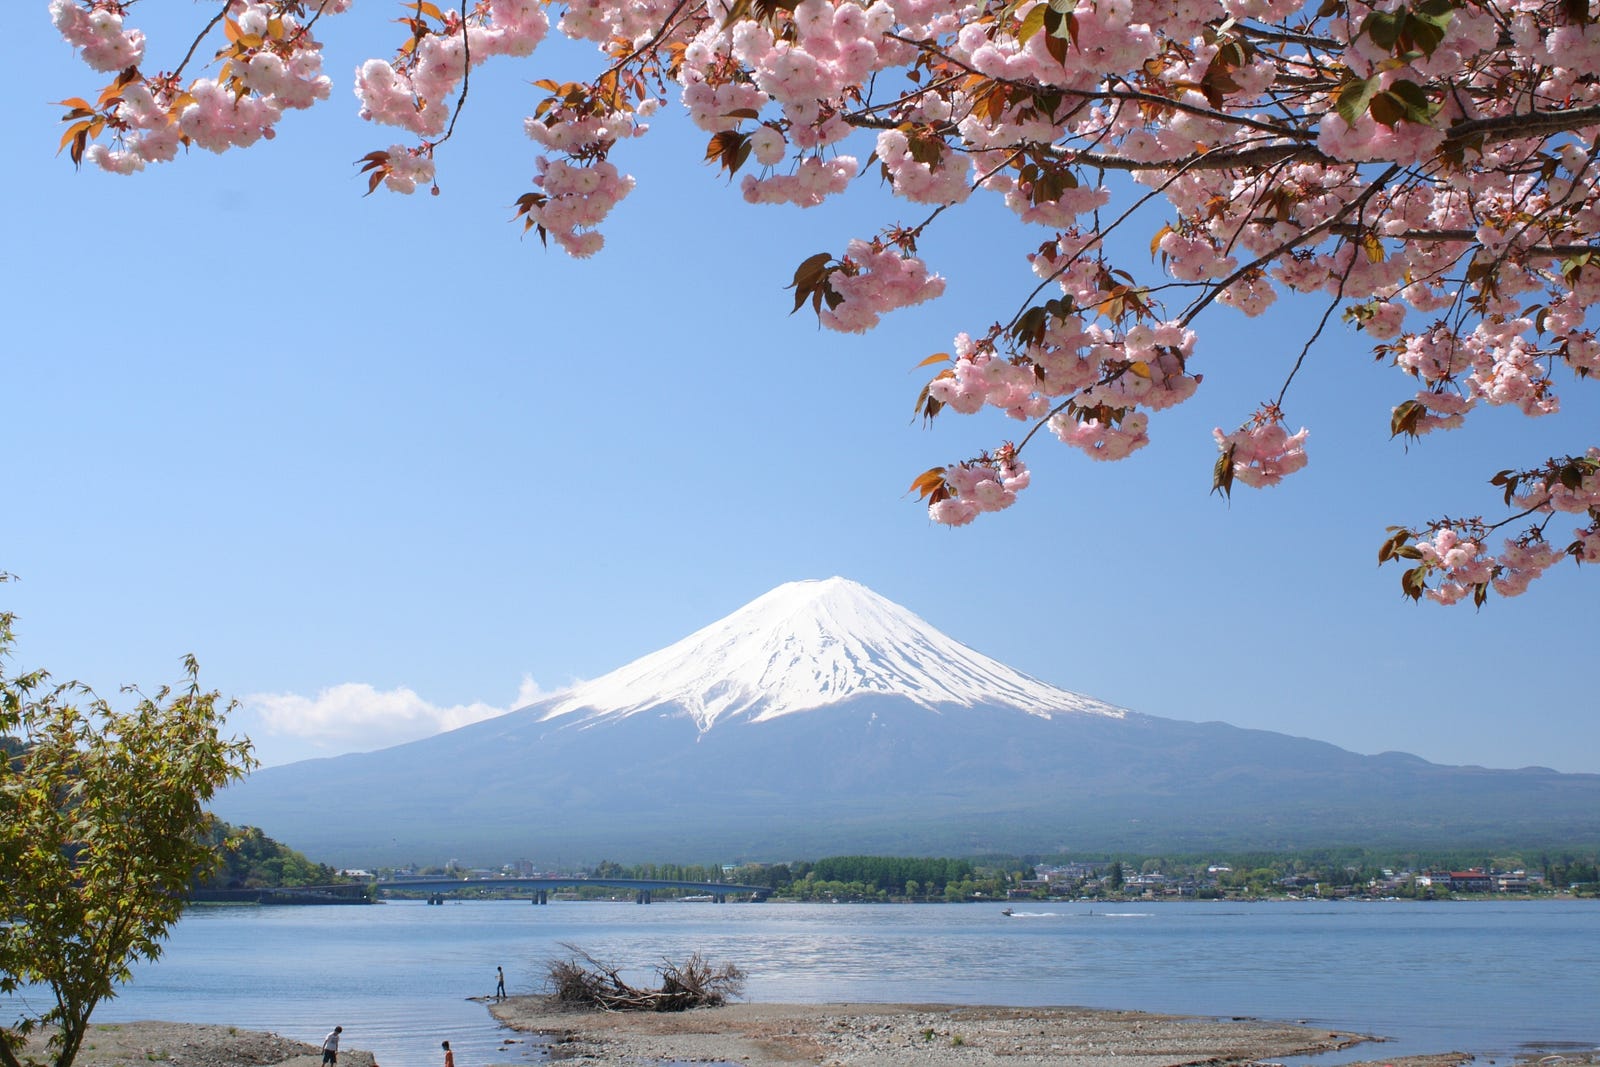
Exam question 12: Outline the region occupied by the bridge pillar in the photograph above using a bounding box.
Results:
[635,889,652,904]
[534,890,547,905]
[714,894,725,904]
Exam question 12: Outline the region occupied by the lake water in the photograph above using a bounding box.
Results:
[59,898,1599,1066]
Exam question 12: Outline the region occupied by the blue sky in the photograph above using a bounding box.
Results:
[8,3,1598,774]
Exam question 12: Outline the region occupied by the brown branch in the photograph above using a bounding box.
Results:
[173,0,231,80]
[1276,263,1352,409]
[287,0,337,51]
[436,0,472,149]
[1231,21,1343,50]
[1446,102,1600,143]
[1326,224,1599,257]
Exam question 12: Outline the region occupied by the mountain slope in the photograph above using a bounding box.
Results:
[215,578,1600,866]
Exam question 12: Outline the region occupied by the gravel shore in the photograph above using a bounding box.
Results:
[19,1022,378,1067]
[488,997,1415,1067]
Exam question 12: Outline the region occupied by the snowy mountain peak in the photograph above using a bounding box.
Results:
[540,577,1124,731]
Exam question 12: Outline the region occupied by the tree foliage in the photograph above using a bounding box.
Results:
[194,823,338,891]
[45,0,1600,603]
[806,854,975,893]
[0,589,255,1067]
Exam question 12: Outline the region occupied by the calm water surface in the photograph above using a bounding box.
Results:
[65,899,1599,1066]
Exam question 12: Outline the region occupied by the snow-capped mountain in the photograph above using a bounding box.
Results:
[539,577,1123,730]
[216,578,1600,867]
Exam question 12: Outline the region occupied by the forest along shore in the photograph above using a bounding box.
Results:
[487,997,1464,1067]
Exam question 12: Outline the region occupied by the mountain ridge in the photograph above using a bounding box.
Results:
[215,578,1600,866]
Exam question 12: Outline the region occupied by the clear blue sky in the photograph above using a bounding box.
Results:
[8,4,1597,773]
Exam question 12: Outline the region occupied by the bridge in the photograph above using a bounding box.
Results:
[376,876,772,904]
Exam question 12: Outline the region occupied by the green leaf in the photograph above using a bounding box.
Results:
[1363,9,1402,50]
[1016,3,1047,44]
[1336,76,1380,126]
[1410,0,1457,51]
[1387,79,1435,123]
[1390,398,1426,439]
[1211,444,1236,498]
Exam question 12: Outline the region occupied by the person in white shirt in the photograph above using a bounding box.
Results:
[322,1026,343,1065]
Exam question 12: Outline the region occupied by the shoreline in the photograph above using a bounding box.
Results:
[41,1002,1596,1067]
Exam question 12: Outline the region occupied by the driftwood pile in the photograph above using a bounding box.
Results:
[544,943,745,1012]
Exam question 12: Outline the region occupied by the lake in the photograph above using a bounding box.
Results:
[72,898,1599,1066]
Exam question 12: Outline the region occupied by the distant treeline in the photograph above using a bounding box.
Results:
[979,845,1600,885]
[573,845,1599,901]
[590,856,980,897]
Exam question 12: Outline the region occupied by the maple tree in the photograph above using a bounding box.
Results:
[47,0,1600,604]
[1,580,254,1067]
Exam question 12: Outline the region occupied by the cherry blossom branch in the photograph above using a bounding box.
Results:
[1276,266,1353,409]
[599,0,696,84]
[1179,164,1402,328]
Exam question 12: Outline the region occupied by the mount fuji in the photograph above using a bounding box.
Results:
[216,578,1600,866]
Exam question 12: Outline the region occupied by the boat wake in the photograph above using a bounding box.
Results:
[1001,910,1155,919]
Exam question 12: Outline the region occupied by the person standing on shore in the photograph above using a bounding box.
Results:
[321,1026,342,1066]
[494,966,506,1001]
[441,1039,454,1067]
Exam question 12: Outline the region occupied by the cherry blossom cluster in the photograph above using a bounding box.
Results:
[741,155,857,207]
[519,157,636,256]
[1213,409,1310,490]
[818,238,947,333]
[920,447,1031,527]
[355,0,549,138]
[377,144,437,194]
[1387,448,1600,601]
[1396,521,1572,604]
[53,0,339,174]
[921,244,1204,491]
[47,0,1600,600]
[1411,527,1498,606]
[50,0,143,72]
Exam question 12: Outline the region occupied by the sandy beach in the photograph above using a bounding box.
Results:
[36,1005,1490,1067]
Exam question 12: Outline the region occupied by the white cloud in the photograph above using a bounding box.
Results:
[243,679,545,759]
[513,673,545,708]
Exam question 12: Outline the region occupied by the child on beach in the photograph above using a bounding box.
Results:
[321,1027,342,1066]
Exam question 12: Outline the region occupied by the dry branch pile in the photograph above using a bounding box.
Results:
[544,943,745,1012]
